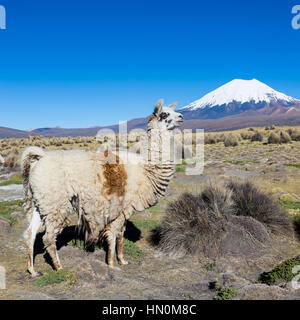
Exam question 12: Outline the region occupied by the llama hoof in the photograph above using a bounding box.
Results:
[108,261,114,268]
[28,270,42,278]
[118,259,128,265]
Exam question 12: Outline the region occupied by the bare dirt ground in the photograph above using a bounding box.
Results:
[0,132,300,300]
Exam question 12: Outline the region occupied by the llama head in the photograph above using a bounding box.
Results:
[150,98,184,131]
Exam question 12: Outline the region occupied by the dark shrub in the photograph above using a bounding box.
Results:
[268,132,280,144]
[280,131,291,144]
[240,132,251,140]
[224,134,239,147]
[157,184,233,257]
[226,180,292,235]
[204,134,216,144]
[251,132,263,142]
[291,130,300,141]
[157,180,292,258]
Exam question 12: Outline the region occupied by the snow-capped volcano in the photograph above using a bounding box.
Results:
[180,79,300,119]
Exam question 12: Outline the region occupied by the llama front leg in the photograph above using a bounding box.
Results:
[23,207,42,277]
[102,213,126,267]
[116,225,128,265]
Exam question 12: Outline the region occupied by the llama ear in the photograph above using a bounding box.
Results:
[168,101,178,109]
[154,99,163,115]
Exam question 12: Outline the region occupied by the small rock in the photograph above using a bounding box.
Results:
[238,283,287,300]
[221,272,250,289]
[0,216,10,232]
[285,281,300,291]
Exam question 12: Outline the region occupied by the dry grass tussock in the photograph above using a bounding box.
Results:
[157,180,292,258]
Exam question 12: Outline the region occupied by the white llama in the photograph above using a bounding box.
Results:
[22,99,183,277]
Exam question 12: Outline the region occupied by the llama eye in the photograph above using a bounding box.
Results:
[160,113,168,120]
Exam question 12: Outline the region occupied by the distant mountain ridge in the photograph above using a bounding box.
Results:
[1,79,300,138]
[180,79,300,119]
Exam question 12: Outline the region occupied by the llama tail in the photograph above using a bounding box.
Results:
[21,147,45,211]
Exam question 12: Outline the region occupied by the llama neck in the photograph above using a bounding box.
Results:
[146,120,175,166]
[142,120,175,199]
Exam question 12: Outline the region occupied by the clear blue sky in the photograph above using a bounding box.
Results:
[0,0,299,130]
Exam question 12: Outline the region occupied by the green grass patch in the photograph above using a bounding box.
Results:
[284,163,300,169]
[204,262,216,271]
[280,200,300,210]
[68,239,88,250]
[224,160,244,165]
[34,269,76,287]
[124,239,144,258]
[175,165,186,172]
[148,205,162,213]
[215,287,238,300]
[0,200,24,226]
[258,258,300,286]
[132,220,160,230]
[0,174,23,186]
[68,238,144,259]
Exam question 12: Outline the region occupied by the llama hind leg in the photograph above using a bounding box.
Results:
[42,214,66,270]
[23,207,42,277]
[116,225,128,265]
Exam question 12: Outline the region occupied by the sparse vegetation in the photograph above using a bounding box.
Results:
[280,131,291,144]
[280,201,300,210]
[68,237,144,259]
[124,239,145,258]
[148,205,162,213]
[133,220,160,230]
[204,262,216,271]
[215,286,238,300]
[0,200,24,225]
[258,258,300,285]
[251,132,263,142]
[284,163,300,169]
[175,165,186,172]
[268,132,280,144]
[224,134,239,147]
[34,269,76,287]
[0,174,23,186]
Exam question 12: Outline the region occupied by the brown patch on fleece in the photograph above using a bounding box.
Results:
[102,153,127,197]
[97,173,102,183]
[149,114,158,122]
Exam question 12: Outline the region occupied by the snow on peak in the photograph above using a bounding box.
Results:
[181,79,299,110]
